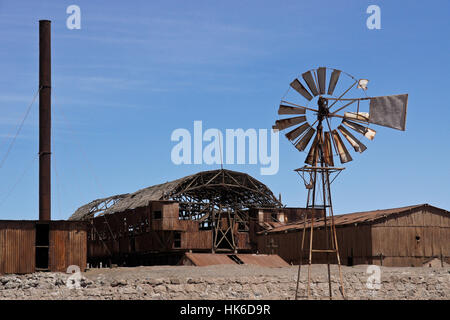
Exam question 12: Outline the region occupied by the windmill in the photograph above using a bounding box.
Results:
[273,67,408,299]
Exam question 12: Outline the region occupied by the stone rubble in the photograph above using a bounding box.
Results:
[0,265,448,300]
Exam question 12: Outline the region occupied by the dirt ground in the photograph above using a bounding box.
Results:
[83,264,396,280]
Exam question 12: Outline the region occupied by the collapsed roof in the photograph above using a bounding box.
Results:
[69,169,281,221]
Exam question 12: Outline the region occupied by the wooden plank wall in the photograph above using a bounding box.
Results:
[89,201,196,259]
[182,230,211,250]
[256,224,373,265]
[235,231,251,251]
[371,207,450,266]
[161,202,180,230]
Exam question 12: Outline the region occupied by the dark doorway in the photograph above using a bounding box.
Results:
[35,223,49,270]
[347,256,354,266]
[173,232,181,248]
[347,248,354,266]
[130,236,136,252]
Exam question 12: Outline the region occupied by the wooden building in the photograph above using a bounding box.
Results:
[257,204,450,267]
[0,220,87,274]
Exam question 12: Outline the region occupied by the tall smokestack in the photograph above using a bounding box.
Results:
[39,20,51,221]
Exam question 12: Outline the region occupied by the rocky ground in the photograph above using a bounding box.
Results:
[0,264,449,300]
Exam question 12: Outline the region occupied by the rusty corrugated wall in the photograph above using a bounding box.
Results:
[0,221,35,274]
[0,221,87,274]
[49,221,87,272]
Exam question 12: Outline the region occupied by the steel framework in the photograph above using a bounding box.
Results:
[70,169,282,253]
[167,169,281,252]
[294,122,346,300]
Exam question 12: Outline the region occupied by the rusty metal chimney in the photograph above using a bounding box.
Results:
[39,20,51,221]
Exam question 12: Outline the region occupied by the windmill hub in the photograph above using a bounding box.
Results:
[317,96,329,120]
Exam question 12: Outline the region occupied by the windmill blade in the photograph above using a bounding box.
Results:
[273,116,306,131]
[323,131,334,166]
[338,125,367,153]
[317,67,326,95]
[369,94,408,131]
[285,122,310,141]
[278,104,306,115]
[290,79,313,101]
[305,133,319,165]
[344,112,369,123]
[327,69,341,96]
[302,71,319,96]
[295,127,316,152]
[342,119,376,140]
[331,130,353,164]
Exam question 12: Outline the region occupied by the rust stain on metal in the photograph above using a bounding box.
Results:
[331,129,353,163]
[39,20,51,221]
[49,221,88,272]
[236,254,289,267]
[0,221,35,274]
[181,253,289,267]
[182,253,236,266]
[0,221,87,274]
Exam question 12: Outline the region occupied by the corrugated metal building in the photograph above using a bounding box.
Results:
[0,221,87,274]
[257,204,450,267]
[69,169,285,266]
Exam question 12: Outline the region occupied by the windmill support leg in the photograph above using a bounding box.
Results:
[295,201,309,300]
[321,169,333,299]
[307,210,314,299]
[296,165,345,300]
[325,173,346,299]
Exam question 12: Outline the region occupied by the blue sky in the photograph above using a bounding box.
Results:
[0,0,448,220]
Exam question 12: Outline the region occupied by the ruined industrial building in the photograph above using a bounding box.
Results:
[63,169,450,269]
[68,169,303,266]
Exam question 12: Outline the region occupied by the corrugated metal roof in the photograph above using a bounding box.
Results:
[260,204,448,234]
[236,254,289,267]
[181,253,289,267]
[258,221,285,230]
[182,253,236,266]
